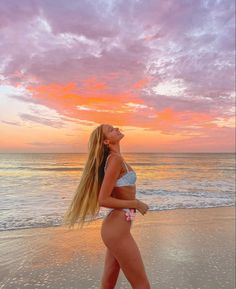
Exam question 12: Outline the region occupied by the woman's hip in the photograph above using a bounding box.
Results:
[101,208,135,243]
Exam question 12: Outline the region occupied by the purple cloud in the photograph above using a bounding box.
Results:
[0,0,235,128]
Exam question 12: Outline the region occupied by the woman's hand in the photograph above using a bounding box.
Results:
[135,199,149,215]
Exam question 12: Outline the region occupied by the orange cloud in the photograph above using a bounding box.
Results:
[83,77,107,90]
[27,80,147,126]
[27,81,218,134]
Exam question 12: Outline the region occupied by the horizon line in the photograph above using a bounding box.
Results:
[0,151,235,154]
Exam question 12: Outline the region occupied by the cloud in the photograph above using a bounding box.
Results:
[0,0,234,137]
[19,113,66,128]
[1,120,21,126]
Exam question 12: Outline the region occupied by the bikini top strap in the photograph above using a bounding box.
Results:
[123,161,129,172]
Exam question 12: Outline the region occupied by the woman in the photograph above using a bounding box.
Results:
[63,124,150,289]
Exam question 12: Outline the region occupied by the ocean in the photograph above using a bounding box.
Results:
[0,153,235,231]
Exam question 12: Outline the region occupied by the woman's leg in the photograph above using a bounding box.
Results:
[107,233,150,289]
[101,209,151,289]
[100,247,120,289]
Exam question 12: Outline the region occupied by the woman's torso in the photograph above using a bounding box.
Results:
[101,155,136,235]
[105,154,136,202]
[111,161,136,201]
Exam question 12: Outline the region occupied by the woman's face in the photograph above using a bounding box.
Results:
[102,124,124,145]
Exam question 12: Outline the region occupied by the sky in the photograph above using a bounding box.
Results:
[0,0,235,153]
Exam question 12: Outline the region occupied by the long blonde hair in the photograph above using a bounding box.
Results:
[63,124,110,229]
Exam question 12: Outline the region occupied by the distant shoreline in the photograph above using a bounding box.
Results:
[0,205,235,233]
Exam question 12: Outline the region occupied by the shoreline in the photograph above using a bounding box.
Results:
[0,206,235,289]
[1,205,235,233]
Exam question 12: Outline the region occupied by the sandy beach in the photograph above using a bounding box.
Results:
[0,206,235,289]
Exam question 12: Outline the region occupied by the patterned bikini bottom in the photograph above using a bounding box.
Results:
[106,208,136,222]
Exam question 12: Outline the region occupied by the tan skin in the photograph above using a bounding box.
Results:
[99,124,150,289]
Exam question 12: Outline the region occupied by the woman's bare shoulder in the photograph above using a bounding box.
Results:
[106,153,123,167]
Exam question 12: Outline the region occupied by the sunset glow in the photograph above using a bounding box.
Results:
[0,0,235,152]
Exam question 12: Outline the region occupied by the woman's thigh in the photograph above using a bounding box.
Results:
[109,233,149,286]
[101,210,149,286]
[101,247,120,281]
[101,209,131,241]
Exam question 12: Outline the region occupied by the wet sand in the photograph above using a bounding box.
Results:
[0,206,235,289]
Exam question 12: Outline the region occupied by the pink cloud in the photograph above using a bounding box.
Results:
[0,0,235,150]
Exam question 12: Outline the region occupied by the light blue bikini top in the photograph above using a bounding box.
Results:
[104,154,137,187]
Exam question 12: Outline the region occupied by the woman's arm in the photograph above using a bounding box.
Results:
[98,154,138,209]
